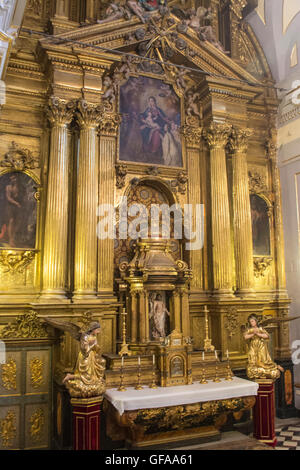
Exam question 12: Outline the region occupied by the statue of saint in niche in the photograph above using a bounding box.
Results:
[149,292,170,340]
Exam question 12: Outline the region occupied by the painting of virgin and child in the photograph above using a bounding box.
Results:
[119,76,183,167]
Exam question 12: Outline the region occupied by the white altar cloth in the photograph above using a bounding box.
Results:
[104,377,258,416]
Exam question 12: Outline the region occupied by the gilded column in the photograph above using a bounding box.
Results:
[182,125,203,294]
[228,127,255,296]
[41,96,75,300]
[203,123,233,296]
[266,131,287,297]
[98,113,121,299]
[130,291,138,343]
[73,100,101,301]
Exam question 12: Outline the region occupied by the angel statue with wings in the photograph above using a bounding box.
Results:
[45,318,106,398]
[243,314,299,380]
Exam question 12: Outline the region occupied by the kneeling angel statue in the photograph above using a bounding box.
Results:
[46,318,106,398]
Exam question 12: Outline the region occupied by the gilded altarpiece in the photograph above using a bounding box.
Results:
[0,0,296,447]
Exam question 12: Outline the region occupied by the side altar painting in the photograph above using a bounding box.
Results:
[0,171,37,249]
[119,76,182,167]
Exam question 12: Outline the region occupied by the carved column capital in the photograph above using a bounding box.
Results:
[99,113,122,137]
[181,125,202,148]
[203,123,232,149]
[76,99,103,129]
[228,127,253,154]
[47,96,76,127]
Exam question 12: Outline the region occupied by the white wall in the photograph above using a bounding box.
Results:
[247,0,300,405]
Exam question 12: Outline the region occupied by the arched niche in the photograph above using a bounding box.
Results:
[250,193,271,256]
[0,170,39,250]
[114,178,183,276]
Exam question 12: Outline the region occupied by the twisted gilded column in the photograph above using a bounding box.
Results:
[203,123,233,296]
[98,113,121,299]
[228,127,255,296]
[182,125,204,294]
[73,100,101,301]
[41,96,75,301]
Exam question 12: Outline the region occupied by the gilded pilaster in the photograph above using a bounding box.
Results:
[183,125,203,293]
[98,113,121,299]
[73,100,102,301]
[228,127,255,296]
[266,132,287,297]
[203,123,233,296]
[41,96,75,300]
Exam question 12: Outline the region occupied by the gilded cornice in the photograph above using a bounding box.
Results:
[38,12,262,86]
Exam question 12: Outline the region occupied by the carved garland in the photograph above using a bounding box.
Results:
[0,311,49,339]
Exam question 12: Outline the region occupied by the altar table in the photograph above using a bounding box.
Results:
[103,377,258,448]
[104,377,258,415]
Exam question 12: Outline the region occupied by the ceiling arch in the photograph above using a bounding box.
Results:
[283,0,300,34]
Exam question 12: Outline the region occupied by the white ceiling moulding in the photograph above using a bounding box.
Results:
[283,0,300,34]
[255,0,266,25]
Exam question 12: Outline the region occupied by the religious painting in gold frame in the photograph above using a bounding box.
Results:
[118,75,183,168]
[0,170,39,250]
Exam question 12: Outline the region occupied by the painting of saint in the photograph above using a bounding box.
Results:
[119,76,182,166]
[250,194,271,256]
[149,291,170,340]
[0,172,37,249]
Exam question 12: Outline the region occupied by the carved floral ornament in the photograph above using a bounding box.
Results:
[253,257,273,278]
[248,170,268,194]
[0,411,16,448]
[0,311,50,339]
[0,249,36,274]
[0,141,40,171]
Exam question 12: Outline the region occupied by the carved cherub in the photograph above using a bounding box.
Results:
[175,69,188,92]
[102,74,118,105]
[126,0,150,23]
[97,1,128,24]
[45,318,106,398]
[185,89,201,118]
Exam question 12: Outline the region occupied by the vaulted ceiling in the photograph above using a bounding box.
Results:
[246,0,300,83]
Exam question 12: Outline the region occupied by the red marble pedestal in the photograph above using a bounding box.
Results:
[71,396,102,450]
[253,379,277,447]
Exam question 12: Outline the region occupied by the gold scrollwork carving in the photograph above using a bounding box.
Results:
[0,249,36,274]
[0,311,49,339]
[253,257,273,278]
[248,171,268,193]
[1,358,17,390]
[115,163,127,189]
[181,125,202,148]
[30,358,44,390]
[224,308,239,339]
[0,411,17,447]
[99,113,122,137]
[30,409,45,442]
[0,141,40,170]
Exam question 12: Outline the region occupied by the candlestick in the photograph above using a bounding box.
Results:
[149,355,157,389]
[225,354,233,381]
[117,365,126,391]
[118,307,132,357]
[135,358,143,390]
[203,305,215,352]
[200,365,207,384]
[213,363,221,383]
